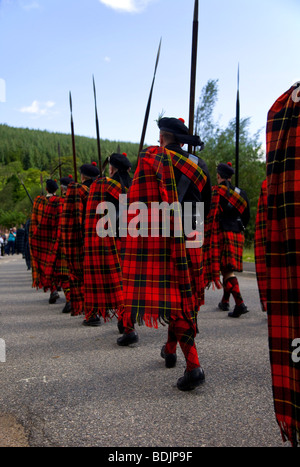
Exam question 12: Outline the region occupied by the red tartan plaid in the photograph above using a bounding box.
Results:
[203,185,248,286]
[43,196,70,295]
[219,230,244,272]
[121,146,207,331]
[266,84,300,447]
[29,195,57,290]
[60,182,90,315]
[254,179,267,311]
[84,177,125,321]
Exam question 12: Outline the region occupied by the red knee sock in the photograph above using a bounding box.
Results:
[221,287,230,304]
[225,276,244,306]
[165,322,178,355]
[166,318,200,372]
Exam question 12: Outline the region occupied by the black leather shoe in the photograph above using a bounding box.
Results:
[49,291,59,304]
[82,316,101,326]
[218,301,229,311]
[62,302,72,314]
[161,344,177,368]
[228,303,249,318]
[177,367,205,391]
[117,331,139,346]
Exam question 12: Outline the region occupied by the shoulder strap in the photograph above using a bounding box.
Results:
[177,154,199,203]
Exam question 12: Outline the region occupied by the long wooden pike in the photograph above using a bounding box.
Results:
[58,143,62,180]
[40,173,44,195]
[17,174,33,206]
[93,75,103,176]
[69,91,78,182]
[235,64,240,187]
[138,37,162,157]
[188,0,199,154]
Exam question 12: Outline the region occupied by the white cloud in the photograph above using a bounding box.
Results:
[104,56,111,62]
[20,100,55,116]
[20,1,40,11]
[99,0,153,13]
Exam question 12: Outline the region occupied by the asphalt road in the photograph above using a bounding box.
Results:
[0,255,288,449]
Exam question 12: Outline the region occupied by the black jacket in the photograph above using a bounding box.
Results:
[218,182,250,233]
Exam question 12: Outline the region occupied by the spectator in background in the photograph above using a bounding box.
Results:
[6,227,16,255]
[0,234,4,257]
[16,224,25,256]
[24,219,31,270]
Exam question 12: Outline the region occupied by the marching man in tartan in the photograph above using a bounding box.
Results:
[204,162,250,318]
[42,175,75,314]
[118,117,211,391]
[29,178,61,304]
[83,152,132,329]
[60,162,100,318]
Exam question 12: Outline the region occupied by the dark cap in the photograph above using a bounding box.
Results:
[46,179,59,194]
[109,153,132,171]
[60,174,74,186]
[217,162,235,179]
[158,117,204,148]
[79,161,100,178]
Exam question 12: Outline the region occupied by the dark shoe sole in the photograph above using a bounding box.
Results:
[117,331,139,346]
[62,302,72,314]
[177,368,205,391]
[49,293,59,304]
[218,302,229,311]
[161,345,177,368]
[228,304,249,318]
[82,318,101,327]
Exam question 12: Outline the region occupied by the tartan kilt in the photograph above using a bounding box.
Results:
[266,84,300,447]
[219,230,244,272]
[43,197,70,294]
[186,234,204,309]
[29,195,55,290]
[60,183,90,315]
[203,186,248,285]
[84,177,125,321]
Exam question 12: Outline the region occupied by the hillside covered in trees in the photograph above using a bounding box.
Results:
[0,79,267,246]
[0,124,140,228]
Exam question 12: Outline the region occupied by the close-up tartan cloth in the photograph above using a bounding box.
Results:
[254,179,267,312]
[203,184,248,286]
[84,177,125,321]
[121,146,207,331]
[266,84,300,447]
[60,182,90,315]
[29,195,55,290]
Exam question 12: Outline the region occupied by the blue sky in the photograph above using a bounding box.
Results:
[0,0,299,155]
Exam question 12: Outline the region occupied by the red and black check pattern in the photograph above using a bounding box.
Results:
[60,182,90,315]
[254,179,267,312]
[43,196,70,300]
[203,185,247,286]
[121,146,207,331]
[29,195,56,290]
[165,317,200,372]
[266,84,300,447]
[84,177,125,321]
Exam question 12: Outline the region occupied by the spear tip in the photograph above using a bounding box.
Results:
[194,0,199,21]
